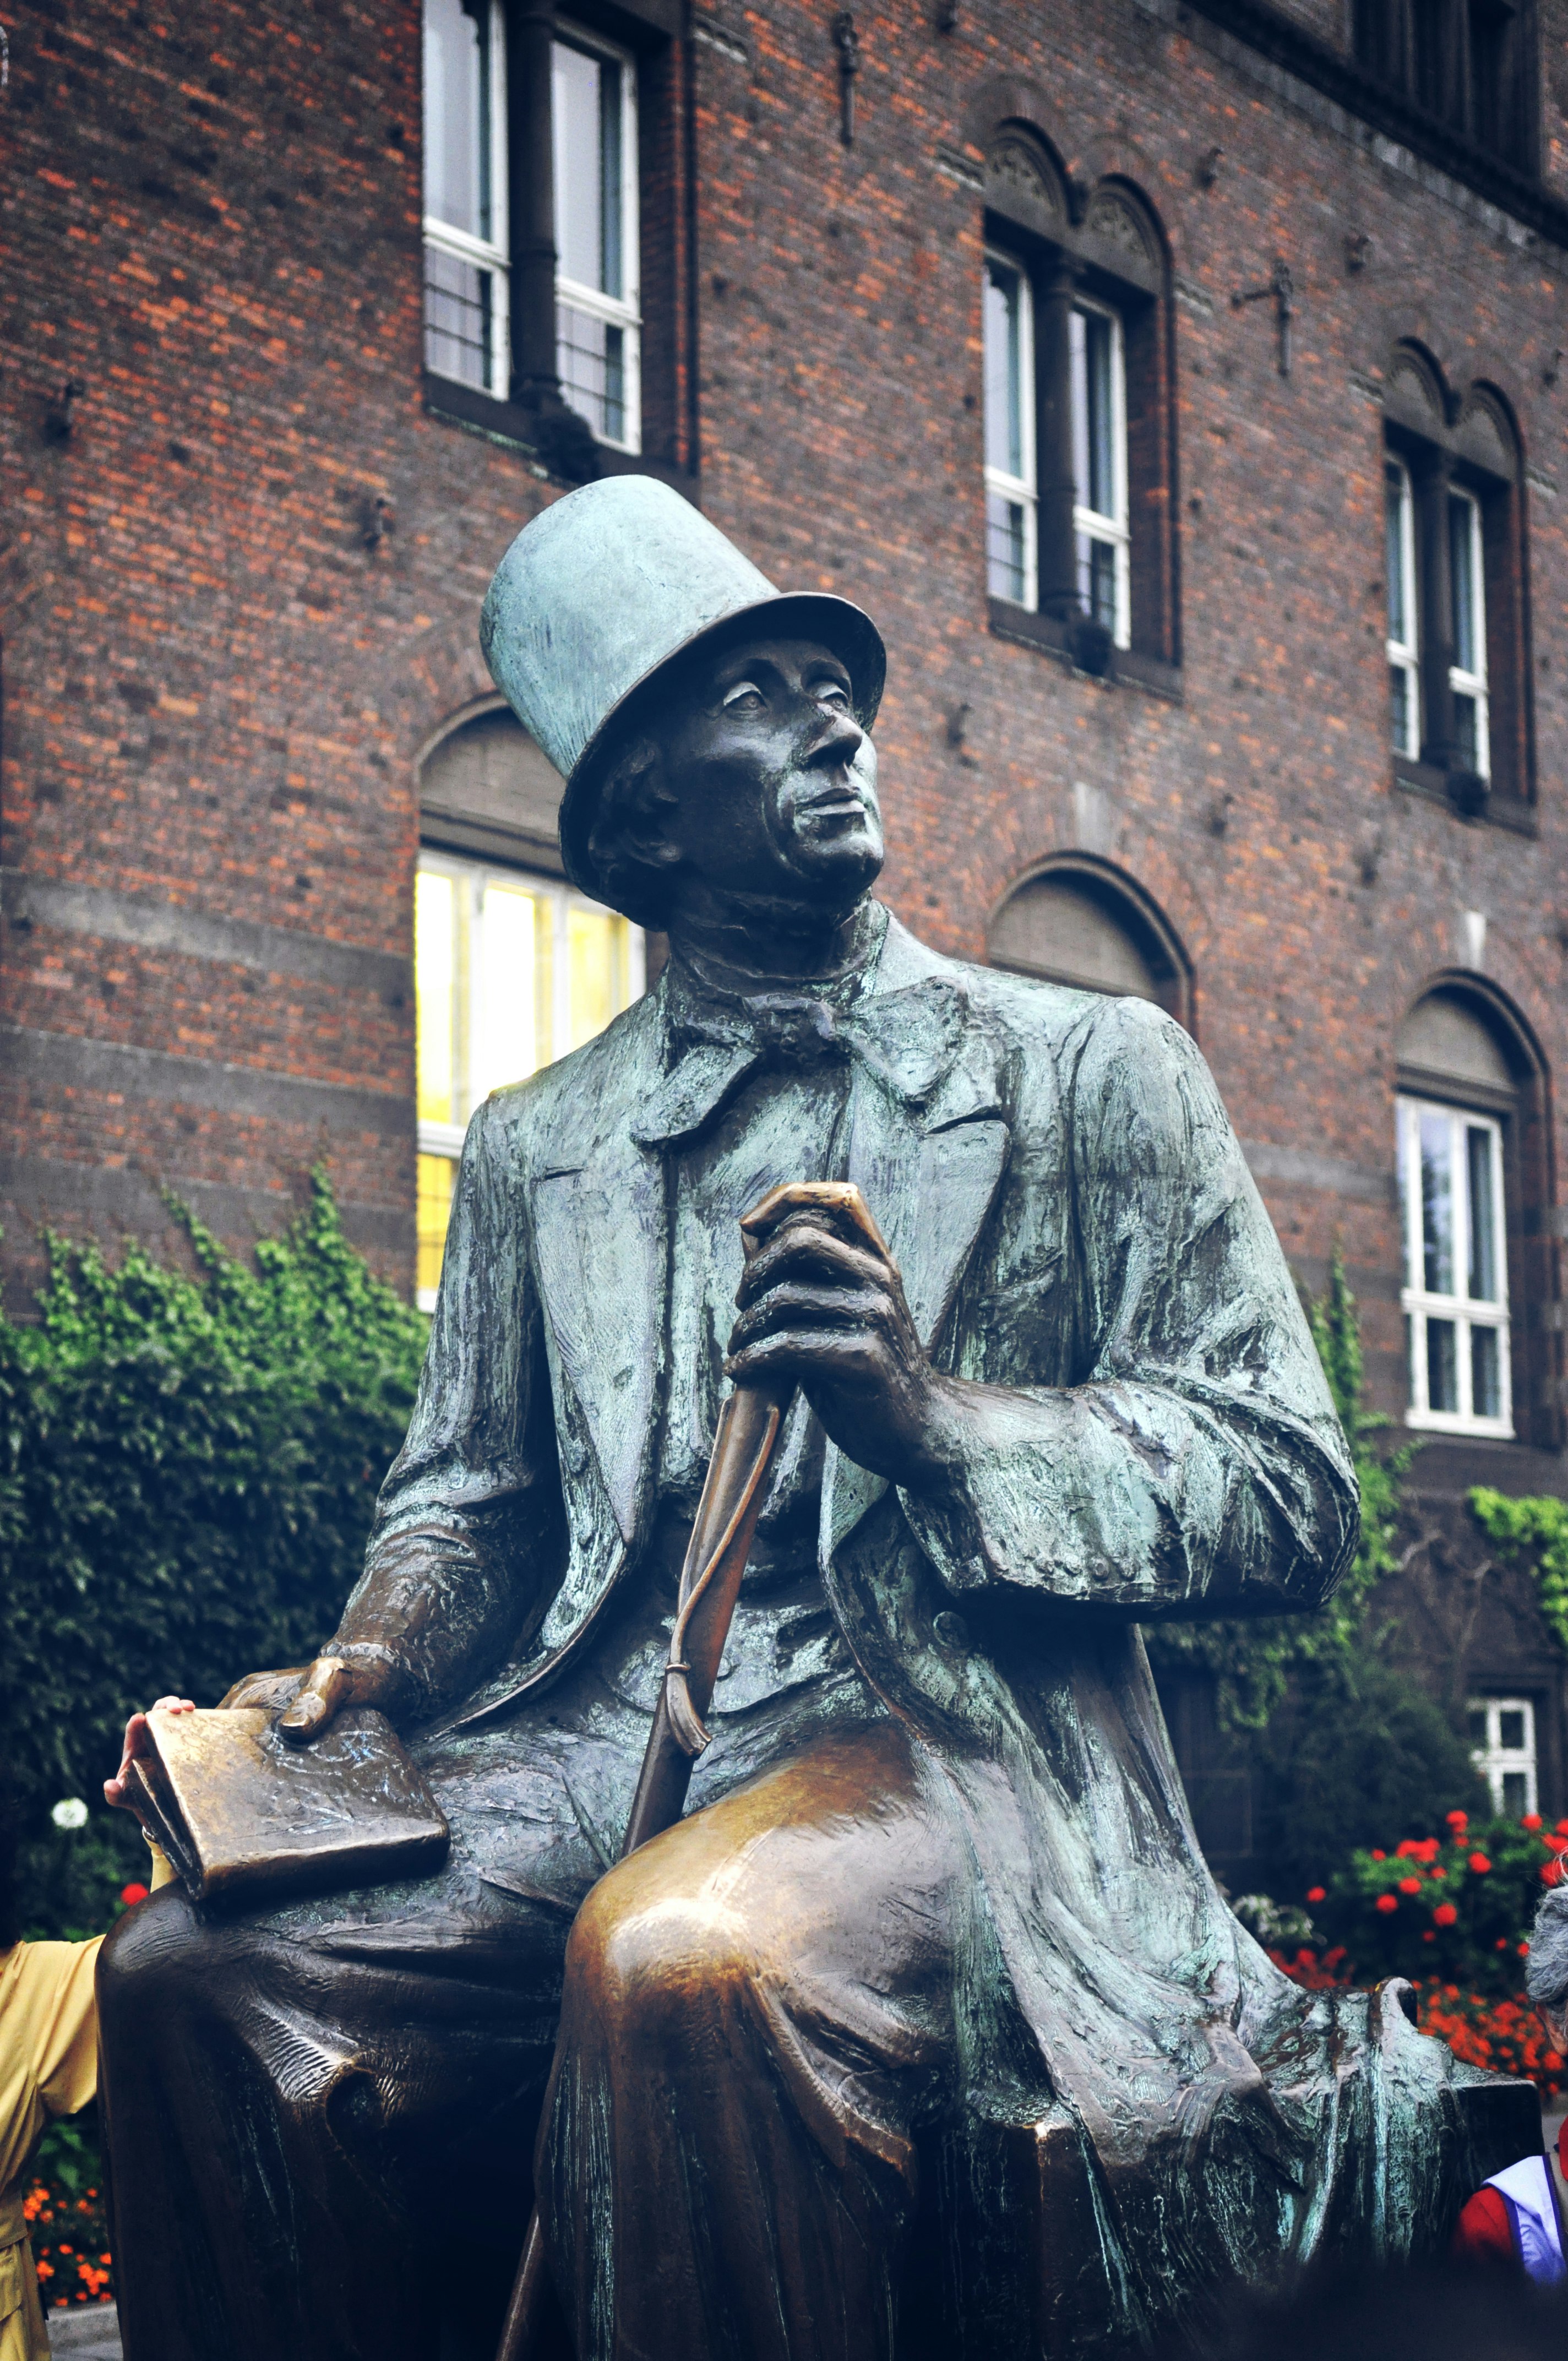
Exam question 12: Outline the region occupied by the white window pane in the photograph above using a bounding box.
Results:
[557,303,627,443]
[1419,1109,1453,1294]
[1076,533,1118,634]
[1449,492,1479,675]
[1471,1323,1502,1420]
[1390,665,1412,753]
[475,884,538,1101]
[987,494,1031,604]
[1467,1124,1498,1300]
[1385,463,1410,646]
[984,260,1025,481]
[553,41,611,295]
[1425,1315,1458,1412]
[415,869,457,1127]
[424,246,496,390]
[1071,307,1115,521]
[424,0,492,241]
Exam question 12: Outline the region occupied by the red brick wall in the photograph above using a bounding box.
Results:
[4,0,1566,1476]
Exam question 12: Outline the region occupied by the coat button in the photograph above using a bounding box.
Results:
[933,1609,968,1651]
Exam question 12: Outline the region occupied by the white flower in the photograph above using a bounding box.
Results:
[51,1797,89,1830]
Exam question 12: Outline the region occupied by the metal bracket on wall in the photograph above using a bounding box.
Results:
[832,11,859,145]
[1232,261,1293,377]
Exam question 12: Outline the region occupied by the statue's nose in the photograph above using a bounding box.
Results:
[804,707,864,768]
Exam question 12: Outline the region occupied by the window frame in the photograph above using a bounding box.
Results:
[415,847,645,1310]
[1467,1694,1538,1817]
[983,246,1039,611]
[1070,294,1131,651]
[1397,1090,1513,1435]
[422,0,511,397]
[1447,482,1491,779]
[1386,454,1421,760]
[552,20,643,455]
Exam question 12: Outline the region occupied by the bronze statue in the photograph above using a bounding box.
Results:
[97,480,1532,2361]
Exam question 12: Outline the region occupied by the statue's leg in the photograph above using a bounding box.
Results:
[537,1714,962,2361]
[97,1865,566,2361]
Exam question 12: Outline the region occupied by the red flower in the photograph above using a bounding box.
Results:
[1523,1814,1543,1831]
[1497,1938,1510,1950]
[1447,1810,1469,1830]
[1398,1875,1422,1895]
[1542,1861,1562,1887]
[1434,1902,1458,1927]
[1468,1854,1493,1874]
[1306,1886,1326,1903]
[118,1883,148,1907]
[1376,1893,1399,1914]
[1545,1835,1568,1856]
[1371,1849,1387,1862]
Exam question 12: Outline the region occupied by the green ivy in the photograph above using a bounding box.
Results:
[1,1175,428,1935]
[1144,1250,1414,1731]
[1469,1487,1568,1656]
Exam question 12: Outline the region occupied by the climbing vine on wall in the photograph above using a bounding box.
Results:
[1469,1488,1568,1656]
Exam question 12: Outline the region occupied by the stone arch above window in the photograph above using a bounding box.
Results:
[1397,986,1520,1105]
[987,857,1191,1028]
[984,127,1070,244]
[418,697,566,872]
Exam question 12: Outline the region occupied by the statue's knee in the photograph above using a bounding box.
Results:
[567,1865,755,2036]
[97,1884,204,2034]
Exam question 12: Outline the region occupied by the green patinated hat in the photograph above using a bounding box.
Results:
[480,476,885,909]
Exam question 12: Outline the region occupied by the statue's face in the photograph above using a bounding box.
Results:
[646,632,884,920]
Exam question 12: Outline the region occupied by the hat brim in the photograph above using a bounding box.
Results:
[558,591,886,920]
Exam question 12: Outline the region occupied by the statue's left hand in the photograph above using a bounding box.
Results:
[104,1695,197,1810]
[726,1214,958,1489]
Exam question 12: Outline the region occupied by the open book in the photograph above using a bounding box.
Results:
[121,1706,450,1904]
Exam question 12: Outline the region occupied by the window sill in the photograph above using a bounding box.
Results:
[1392,755,1537,835]
[987,600,1183,702]
[421,373,697,497]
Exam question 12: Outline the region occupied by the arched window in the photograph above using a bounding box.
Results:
[1395,983,1558,1441]
[980,136,1177,688]
[987,858,1190,1027]
[1382,350,1532,815]
[415,702,645,1307]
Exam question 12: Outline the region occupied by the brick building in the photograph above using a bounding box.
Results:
[5,0,1568,1854]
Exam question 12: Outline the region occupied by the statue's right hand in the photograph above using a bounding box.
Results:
[221,1653,404,1745]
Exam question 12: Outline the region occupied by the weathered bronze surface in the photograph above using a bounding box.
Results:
[97,478,1535,2361]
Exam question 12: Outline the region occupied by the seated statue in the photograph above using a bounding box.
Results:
[97,480,1515,2361]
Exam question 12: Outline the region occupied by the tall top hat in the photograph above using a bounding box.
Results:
[480,476,885,910]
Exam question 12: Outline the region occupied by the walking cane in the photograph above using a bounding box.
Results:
[496,1179,889,2361]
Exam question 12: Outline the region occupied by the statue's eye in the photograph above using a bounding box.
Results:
[816,682,850,710]
[722,680,765,711]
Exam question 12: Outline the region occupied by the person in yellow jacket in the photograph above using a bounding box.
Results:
[0,1700,191,2361]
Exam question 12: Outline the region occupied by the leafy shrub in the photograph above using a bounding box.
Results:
[0,1177,427,1935]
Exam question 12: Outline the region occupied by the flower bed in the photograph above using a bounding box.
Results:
[23,2178,113,2310]
[1299,1809,1562,1995]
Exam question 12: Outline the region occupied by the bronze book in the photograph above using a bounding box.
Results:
[123,1706,450,1905]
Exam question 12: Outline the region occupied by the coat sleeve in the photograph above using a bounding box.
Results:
[331,1090,564,1716]
[897,994,1359,1618]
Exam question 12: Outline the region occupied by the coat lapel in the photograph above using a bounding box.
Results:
[527,996,668,1546]
[823,920,1011,1559]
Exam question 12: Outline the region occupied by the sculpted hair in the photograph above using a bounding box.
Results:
[583,731,680,931]
[1525,1886,1568,2011]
